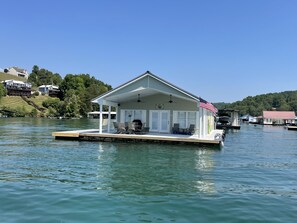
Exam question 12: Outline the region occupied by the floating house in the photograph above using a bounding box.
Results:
[53,71,224,146]
[261,111,296,125]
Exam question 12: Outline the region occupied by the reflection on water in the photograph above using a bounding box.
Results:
[96,143,217,196]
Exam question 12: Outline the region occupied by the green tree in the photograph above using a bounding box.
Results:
[59,73,111,117]
[0,84,7,99]
[28,65,62,87]
[64,89,81,118]
[223,90,297,116]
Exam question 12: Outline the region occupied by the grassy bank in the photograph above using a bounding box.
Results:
[0,95,50,117]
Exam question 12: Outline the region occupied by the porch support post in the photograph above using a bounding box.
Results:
[115,106,119,122]
[200,108,204,138]
[107,105,111,133]
[99,103,103,134]
[195,111,199,138]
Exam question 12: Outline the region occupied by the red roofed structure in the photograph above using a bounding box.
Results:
[262,111,296,125]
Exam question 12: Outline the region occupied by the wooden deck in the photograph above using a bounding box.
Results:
[52,129,225,147]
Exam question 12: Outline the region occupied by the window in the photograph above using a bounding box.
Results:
[173,111,197,128]
[177,111,186,128]
[121,110,146,123]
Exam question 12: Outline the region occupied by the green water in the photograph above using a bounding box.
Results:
[0,118,297,222]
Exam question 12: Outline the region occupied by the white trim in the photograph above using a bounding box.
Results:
[99,103,103,134]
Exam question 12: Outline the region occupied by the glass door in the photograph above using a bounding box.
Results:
[160,110,170,132]
[149,110,170,133]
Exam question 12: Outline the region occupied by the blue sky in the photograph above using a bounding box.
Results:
[1,0,296,102]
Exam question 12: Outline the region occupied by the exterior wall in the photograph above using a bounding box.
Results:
[8,68,18,77]
[39,87,48,93]
[263,118,295,125]
[116,94,217,138]
[8,68,29,79]
[118,93,198,131]
[263,118,273,125]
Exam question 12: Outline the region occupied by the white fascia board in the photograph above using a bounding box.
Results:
[93,98,118,107]
[91,74,146,102]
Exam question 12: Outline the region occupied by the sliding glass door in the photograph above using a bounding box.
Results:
[149,110,170,133]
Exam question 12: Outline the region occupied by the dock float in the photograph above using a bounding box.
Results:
[52,129,224,147]
[287,126,297,131]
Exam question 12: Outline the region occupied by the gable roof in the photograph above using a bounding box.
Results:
[11,67,27,73]
[263,111,296,119]
[92,71,199,102]
[92,71,217,113]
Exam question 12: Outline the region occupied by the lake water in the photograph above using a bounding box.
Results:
[0,118,297,222]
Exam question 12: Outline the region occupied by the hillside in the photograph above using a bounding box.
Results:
[0,95,50,117]
[0,72,27,82]
[214,90,297,116]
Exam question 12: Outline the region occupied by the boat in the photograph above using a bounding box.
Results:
[287,124,297,131]
[218,116,230,124]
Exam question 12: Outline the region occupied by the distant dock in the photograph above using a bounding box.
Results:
[287,126,297,131]
[216,109,241,130]
[52,129,224,147]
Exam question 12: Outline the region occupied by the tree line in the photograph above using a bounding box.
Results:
[31,65,112,118]
[1,65,112,118]
[214,91,297,116]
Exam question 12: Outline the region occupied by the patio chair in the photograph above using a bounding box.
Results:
[185,124,195,135]
[127,122,136,134]
[117,122,127,134]
[172,123,180,134]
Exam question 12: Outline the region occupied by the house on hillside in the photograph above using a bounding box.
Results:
[91,71,222,141]
[2,80,32,96]
[38,84,60,97]
[260,111,296,125]
[7,67,29,79]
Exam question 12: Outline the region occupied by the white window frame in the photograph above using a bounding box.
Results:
[120,109,146,124]
[173,111,197,128]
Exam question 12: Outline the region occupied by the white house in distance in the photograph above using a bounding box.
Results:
[2,79,32,96]
[7,67,29,79]
[38,85,59,94]
[91,71,222,141]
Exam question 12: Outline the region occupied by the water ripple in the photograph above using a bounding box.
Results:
[1,119,297,222]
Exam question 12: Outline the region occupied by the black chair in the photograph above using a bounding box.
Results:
[172,123,180,134]
[132,119,143,133]
[185,124,195,135]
